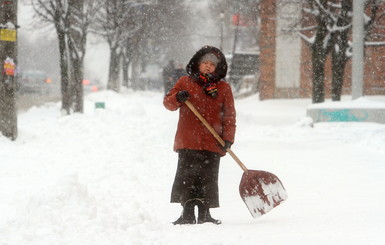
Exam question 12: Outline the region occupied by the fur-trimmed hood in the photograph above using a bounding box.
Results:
[186,46,228,81]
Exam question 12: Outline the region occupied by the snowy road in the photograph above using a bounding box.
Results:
[17,93,61,112]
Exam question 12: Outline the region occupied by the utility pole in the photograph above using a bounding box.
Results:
[231,13,240,58]
[352,0,364,100]
[229,13,240,89]
[0,0,18,140]
[219,12,224,51]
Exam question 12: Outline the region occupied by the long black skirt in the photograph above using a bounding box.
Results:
[170,149,221,208]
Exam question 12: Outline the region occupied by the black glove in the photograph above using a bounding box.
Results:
[176,90,190,103]
[222,140,233,151]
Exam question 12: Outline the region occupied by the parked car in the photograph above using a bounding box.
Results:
[17,70,52,95]
[139,63,162,91]
[83,79,102,94]
[226,51,259,93]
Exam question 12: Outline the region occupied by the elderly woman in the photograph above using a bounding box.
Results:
[163,45,236,225]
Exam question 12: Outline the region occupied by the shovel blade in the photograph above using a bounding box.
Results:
[239,170,288,218]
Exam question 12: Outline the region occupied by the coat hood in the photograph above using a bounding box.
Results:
[186,46,228,80]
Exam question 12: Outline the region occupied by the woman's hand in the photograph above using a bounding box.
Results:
[176,90,190,103]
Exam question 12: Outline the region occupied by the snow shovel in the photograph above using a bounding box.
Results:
[185,100,288,218]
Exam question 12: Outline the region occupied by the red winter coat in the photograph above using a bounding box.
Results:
[163,75,236,156]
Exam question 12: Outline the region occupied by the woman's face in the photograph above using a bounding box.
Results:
[199,61,216,74]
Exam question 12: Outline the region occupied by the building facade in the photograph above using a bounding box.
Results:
[258,0,385,100]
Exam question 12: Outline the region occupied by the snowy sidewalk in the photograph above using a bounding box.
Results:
[1,91,384,245]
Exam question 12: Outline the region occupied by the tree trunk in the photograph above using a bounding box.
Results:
[57,30,71,115]
[331,54,346,101]
[311,28,328,103]
[122,65,129,88]
[71,59,84,112]
[131,58,141,91]
[68,0,86,113]
[122,56,130,88]
[331,0,351,101]
[107,47,120,92]
[310,1,332,104]
[0,1,18,140]
[311,51,326,103]
[331,34,348,101]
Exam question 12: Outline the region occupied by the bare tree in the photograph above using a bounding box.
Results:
[32,0,72,113]
[125,0,192,90]
[300,0,337,103]
[120,2,147,91]
[299,0,385,103]
[32,0,100,114]
[93,0,141,92]
[94,0,191,92]
[67,0,101,112]
[329,0,351,101]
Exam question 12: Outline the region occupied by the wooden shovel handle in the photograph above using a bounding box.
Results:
[185,100,248,172]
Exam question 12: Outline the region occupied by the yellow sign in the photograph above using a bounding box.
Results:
[0,29,16,42]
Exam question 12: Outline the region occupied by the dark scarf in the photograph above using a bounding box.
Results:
[198,73,219,98]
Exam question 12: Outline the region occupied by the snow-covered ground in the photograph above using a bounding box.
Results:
[1,90,384,245]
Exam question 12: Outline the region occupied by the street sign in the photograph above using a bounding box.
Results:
[0,29,16,42]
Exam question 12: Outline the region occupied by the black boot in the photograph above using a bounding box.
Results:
[197,201,221,225]
[172,200,196,225]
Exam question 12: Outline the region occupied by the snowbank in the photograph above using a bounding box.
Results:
[1,91,384,245]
